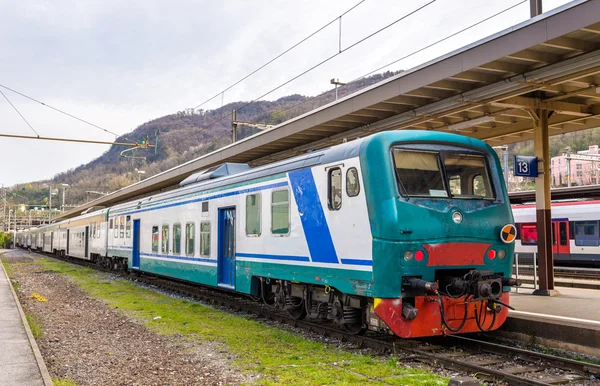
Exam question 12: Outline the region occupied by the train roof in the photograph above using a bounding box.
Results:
[109,130,494,214]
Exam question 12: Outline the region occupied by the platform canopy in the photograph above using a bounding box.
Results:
[58,0,600,220]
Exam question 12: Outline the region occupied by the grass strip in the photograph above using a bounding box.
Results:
[25,257,448,385]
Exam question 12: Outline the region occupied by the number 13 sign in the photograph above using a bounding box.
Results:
[514,155,538,177]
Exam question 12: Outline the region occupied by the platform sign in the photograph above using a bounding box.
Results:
[514,155,538,177]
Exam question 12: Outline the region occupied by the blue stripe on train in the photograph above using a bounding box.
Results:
[288,169,339,264]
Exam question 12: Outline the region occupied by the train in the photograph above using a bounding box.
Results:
[512,200,600,266]
[16,130,519,338]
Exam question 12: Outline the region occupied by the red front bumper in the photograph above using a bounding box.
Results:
[374,293,510,338]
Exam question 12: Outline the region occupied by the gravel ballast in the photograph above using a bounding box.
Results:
[3,251,244,385]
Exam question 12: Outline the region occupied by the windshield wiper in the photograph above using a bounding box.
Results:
[394,169,410,201]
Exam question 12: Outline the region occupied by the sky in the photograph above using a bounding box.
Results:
[0,0,574,186]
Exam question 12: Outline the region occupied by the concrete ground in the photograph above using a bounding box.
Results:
[510,286,600,324]
[0,249,47,386]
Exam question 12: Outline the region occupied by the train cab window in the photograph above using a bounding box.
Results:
[346,168,360,197]
[328,168,342,210]
[448,175,461,196]
[271,189,290,235]
[393,149,446,197]
[152,226,159,253]
[126,216,131,238]
[521,224,538,245]
[186,223,195,256]
[120,216,125,238]
[246,194,261,236]
[473,175,487,197]
[161,225,169,253]
[574,221,600,246]
[443,155,494,199]
[173,224,181,255]
[200,221,210,257]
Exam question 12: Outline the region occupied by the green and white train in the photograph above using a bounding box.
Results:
[17,130,518,338]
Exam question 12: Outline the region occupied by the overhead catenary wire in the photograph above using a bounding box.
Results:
[259,0,529,123]
[191,0,367,111]
[0,88,40,137]
[0,83,134,143]
[172,0,437,151]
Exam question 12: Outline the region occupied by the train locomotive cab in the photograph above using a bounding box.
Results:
[361,131,518,338]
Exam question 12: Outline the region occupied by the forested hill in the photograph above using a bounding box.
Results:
[12,71,402,207]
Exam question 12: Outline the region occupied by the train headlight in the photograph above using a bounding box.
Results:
[404,251,414,261]
[497,249,506,259]
[452,211,463,224]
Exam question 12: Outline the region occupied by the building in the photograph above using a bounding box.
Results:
[551,145,600,187]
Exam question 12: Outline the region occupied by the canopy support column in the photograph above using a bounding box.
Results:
[532,108,559,296]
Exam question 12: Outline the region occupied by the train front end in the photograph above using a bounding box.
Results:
[361,131,518,338]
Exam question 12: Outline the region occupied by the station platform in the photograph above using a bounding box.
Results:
[498,286,600,356]
[0,249,52,386]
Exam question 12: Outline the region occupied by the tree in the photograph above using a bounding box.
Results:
[0,232,13,249]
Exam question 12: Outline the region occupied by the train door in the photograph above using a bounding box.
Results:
[66,229,70,255]
[217,208,236,289]
[552,220,570,258]
[85,226,89,258]
[132,219,141,269]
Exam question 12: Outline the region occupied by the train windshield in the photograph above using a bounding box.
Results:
[392,149,495,200]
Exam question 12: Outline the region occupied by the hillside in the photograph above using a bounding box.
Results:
[8,71,402,208]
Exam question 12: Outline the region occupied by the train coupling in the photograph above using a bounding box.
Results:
[441,270,519,300]
[402,278,438,292]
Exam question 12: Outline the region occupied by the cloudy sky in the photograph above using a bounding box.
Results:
[0,0,573,186]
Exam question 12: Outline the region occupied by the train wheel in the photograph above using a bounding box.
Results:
[343,323,367,335]
[286,297,306,320]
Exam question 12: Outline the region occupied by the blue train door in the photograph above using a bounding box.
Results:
[218,208,236,289]
[132,219,141,269]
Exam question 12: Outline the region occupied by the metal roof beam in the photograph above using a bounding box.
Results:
[542,36,599,52]
[506,50,560,64]
[476,61,530,74]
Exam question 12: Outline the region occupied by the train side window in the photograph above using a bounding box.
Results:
[173,224,181,255]
[161,225,169,253]
[574,221,600,246]
[271,189,290,235]
[152,226,159,252]
[328,168,342,210]
[186,223,195,256]
[120,216,125,238]
[114,217,119,238]
[246,193,261,236]
[109,219,113,231]
[202,201,209,217]
[200,221,210,257]
[126,216,131,238]
[346,168,360,197]
[521,223,537,245]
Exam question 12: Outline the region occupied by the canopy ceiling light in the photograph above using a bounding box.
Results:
[447,116,496,131]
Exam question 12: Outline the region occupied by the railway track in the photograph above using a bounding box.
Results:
[27,250,600,385]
